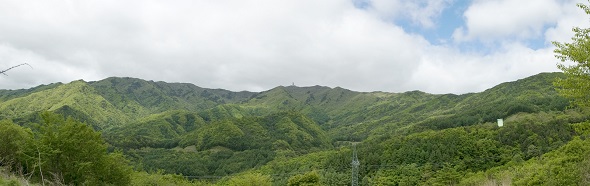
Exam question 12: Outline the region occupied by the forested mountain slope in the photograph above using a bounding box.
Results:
[89,77,256,116]
[0,80,130,129]
[2,72,588,185]
[0,72,567,131]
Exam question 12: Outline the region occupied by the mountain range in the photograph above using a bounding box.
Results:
[2,72,589,185]
[0,72,567,129]
[0,72,569,140]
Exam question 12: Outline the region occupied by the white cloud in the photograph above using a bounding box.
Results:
[408,43,558,93]
[545,0,590,44]
[454,0,562,42]
[0,43,101,89]
[0,0,427,92]
[369,0,453,28]
[0,0,586,94]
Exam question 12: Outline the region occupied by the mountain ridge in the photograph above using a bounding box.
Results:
[3,73,560,97]
[3,71,588,185]
[0,72,567,129]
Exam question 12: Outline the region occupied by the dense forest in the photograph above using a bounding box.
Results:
[1,71,590,185]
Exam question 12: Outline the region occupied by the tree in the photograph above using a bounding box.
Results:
[287,171,320,186]
[0,120,33,170]
[26,112,132,185]
[553,1,590,108]
[225,172,272,186]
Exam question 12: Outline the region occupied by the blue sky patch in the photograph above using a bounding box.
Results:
[393,0,469,45]
[352,0,371,9]
[365,0,553,53]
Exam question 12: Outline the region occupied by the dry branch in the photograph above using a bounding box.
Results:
[1,63,33,76]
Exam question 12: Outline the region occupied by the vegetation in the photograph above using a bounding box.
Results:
[5,11,590,180]
[553,1,590,108]
[1,2,590,185]
[0,113,132,185]
[1,70,589,185]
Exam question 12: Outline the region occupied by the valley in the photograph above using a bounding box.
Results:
[1,72,590,185]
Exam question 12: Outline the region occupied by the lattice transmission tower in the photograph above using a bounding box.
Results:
[351,142,359,186]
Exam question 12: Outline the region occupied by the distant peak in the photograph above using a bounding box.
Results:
[67,79,89,85]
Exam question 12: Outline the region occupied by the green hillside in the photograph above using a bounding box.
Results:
[0,80,130,129]
[1,72,590,185]
[89,77,255,116]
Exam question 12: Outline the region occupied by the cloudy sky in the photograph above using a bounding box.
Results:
[0,0,588,94]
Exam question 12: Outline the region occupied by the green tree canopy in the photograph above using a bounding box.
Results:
[225,172,272,186]
[29,112,132,185]
[287,171,320,186]
[553,1,590,108]
[0,120,33,170]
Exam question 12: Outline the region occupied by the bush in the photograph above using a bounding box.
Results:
[19,112,133,185]
[0,120,32,171]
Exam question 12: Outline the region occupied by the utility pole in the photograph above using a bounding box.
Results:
[351,142,359,186]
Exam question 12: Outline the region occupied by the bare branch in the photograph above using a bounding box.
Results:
[1,63,33,76]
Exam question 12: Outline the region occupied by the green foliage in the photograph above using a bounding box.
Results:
[0,175,23,186]
[89,77,255,115]
[0,82,62,102]
[105,110,206,149]
[262,112,332,152]
[0,177,20,186]
[287,171,320,186]
[22,112,132,185]
[335,110,582,185]
[198,104,251,122]
[553,1,590,108]
[221,172,272,186]
[514,137,590,185]
[131,171,208,186]
[318,171,349,186]
[0,165,39,186]
[460,137,590,186]
[0,81,130,129]
[178,111,330,152]
[572,121,590,137]
[0,71,586,185]
[414,73,568,131]
[257,150,348,185]
[496,112,575,159]
[369,164,421,186]
[379,127,509,173]
[127,148,274,177]
[197,120,245,150]
[427,163,462,186]
[0,120,33,169]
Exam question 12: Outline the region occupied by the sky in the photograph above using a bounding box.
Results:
[0,0,588,94]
